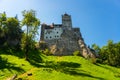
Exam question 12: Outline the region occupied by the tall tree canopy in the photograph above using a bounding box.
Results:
[92,40,120,66]
[0,12,22,48]
[0,12,7,45]
[21,10,40,60]
[5,17,22,47]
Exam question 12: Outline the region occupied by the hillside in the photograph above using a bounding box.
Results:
[0,52,120,80]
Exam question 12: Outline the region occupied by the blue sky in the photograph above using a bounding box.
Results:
[0,0,120,47]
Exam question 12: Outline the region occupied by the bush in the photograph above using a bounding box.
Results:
[39,41,48,50]
[43,49,53,56]
[96,58,103,63]
[89,57,96,64]
[73,51,81,56]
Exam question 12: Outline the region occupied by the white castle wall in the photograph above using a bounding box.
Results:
[44,27,63,40]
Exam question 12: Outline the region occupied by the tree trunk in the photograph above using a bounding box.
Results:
[25,26,29,61]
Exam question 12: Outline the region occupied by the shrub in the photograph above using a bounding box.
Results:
[96,58,103,63]
[73,51,81,56]
[39,41,48,50]
[43,49,53,56]
[89,57,96,64]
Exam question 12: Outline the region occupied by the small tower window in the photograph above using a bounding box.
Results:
[46,36,48,39]
[50,36,52,38]
[57,32,58,34]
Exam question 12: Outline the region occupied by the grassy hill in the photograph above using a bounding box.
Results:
[0,51,120,80]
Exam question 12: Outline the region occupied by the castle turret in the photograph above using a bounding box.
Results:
[62,13,72,30]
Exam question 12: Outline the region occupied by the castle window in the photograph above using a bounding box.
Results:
[57,36,59,37]
[55,36,56,38]
[50,36,52,38]
[46,36,48,39]
[57,32,58,34]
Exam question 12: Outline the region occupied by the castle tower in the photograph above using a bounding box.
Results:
[40,14,95,58]
[62,13,72,30]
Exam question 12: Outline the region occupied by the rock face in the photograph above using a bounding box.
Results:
[40,13,95,58]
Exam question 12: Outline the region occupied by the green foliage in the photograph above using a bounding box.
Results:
[22,9,40,38]
[21,33,36,51]
[0,10,40,60]
[0,12,22,49]
[89,57,96,64]
[0,12,7,27]
[5,17,22,48]
[92,44,100,54]
[73,50,81,56]
[43,49,53,56]
[39,41,48,50]
[96,58,102,63]
[21,33,27,50]
[92,40,120,66]
[21,9,40,60]
[0,12,7,46]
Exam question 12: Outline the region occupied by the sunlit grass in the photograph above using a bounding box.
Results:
[0,52,120,80]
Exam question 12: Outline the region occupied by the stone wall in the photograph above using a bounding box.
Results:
[41,27,95,58]
[42,29,78,55]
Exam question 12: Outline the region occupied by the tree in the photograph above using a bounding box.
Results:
[95,40,120,66]
[0,12,7,27]
[21,10,40,60]
[4,17,22,48]
[0,12,7,46]
[0,12,22,49]
[92,44,100,54]
[106,40,120,66]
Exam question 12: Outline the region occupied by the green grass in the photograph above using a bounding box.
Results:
[0,51,120,80]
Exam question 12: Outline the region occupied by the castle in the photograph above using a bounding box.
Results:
[40,13,94,58]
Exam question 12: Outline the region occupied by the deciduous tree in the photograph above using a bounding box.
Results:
[21,10,40,60]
